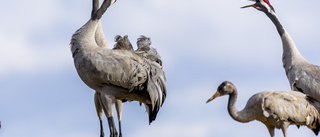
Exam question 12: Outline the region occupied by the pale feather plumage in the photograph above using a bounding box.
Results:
[71,6,165,111]
[113,35,134,51]
[70,0,166,136]
[207,81,320,137]
[111,35,166,121]
[135,35,163,66]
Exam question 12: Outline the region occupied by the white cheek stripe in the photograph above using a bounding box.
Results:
[261,2,275,15]
[111,0,116,5]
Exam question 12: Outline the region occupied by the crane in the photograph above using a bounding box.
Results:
[206,81,320,137]
[242,0,320,102]
[70,0,166,136]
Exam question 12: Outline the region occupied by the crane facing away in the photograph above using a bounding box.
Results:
[242,0,320,102]
[206,81,320,137]
[70,0,166,137]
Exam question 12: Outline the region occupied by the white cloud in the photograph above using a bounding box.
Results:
[0,0,77,76]
[0,32,71,76]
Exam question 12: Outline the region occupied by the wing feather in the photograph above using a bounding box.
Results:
[293,65,320,101]
[74,48,148,91]
[262,91,309,122]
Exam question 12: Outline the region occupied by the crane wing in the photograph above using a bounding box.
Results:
[262,91,312,123]
[74,49,149,91]
[142,59,166,124]
[292,65,320,101]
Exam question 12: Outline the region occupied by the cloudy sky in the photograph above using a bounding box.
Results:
[1,0,320,137]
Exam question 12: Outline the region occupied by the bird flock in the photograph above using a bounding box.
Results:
[70,0,320,137]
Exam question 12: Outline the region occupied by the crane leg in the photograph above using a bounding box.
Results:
[94,91,105,137]
[100,89,118,137]
[115,100,123,137]
[281,122,289,137]
[107,116,118,137]
[99,119,105,137]
[266,125,275,137]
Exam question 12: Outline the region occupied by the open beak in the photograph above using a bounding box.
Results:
[241,4,256,9]
[206,91,221,103]
[241,0,257,9]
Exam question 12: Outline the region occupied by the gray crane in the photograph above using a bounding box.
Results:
[242,0,320,102]
[206,81,320,137]
[70,0,166,137]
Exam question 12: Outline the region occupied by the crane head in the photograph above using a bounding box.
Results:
[206,81,235,103]
[241,0,275,14]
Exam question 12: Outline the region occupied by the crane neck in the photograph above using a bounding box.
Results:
[92,0,99,16]
[227,90,252,123]
[91,0,113,20]
[264,11,306,68]
[265,12,285,36]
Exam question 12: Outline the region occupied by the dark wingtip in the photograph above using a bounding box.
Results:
[148,103,160,124]
[312,127,319,136]
[312,116,320,135]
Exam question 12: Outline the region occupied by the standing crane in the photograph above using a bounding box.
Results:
[70,0,166,137]
[241,0,320,101]
[206,81,320,137]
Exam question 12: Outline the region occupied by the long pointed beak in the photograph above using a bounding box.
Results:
[206,91,221,103]
[241,0,258,9]
[241,4,256,9]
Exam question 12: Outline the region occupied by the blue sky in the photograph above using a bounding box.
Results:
[1,0,320,137]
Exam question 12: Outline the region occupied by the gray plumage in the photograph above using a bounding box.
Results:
[114,35,166,115]
[135,35,162,66]
[70,0,166,136]
[113,35,134,51]
[242,0,320,101]
[137,35,151,49]
[207,81,320,137]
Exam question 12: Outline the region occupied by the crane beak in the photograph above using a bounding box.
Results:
[206,91,221,103]
[241,4,257,9]
[241,0,257,9]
